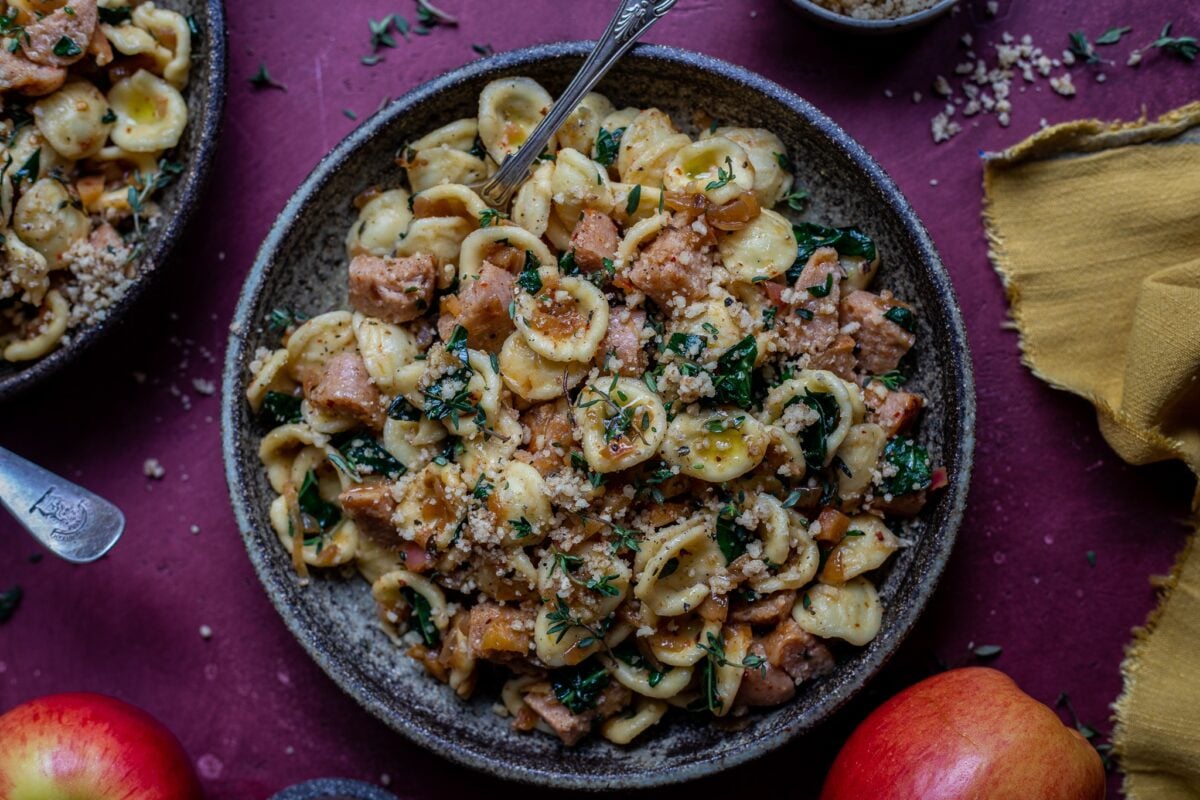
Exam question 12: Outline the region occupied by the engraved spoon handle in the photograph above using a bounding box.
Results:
[478,0,678,207]
[0,445,125,563]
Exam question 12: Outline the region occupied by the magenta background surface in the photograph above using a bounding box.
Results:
[2,0,1198,797]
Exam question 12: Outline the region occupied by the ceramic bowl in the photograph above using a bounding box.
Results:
[0,0,227,401]
[788,0,958,34]
[221,41,974,789]
[269,779,398,800]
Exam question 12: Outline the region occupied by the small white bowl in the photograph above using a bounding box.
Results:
[788,0,959,34]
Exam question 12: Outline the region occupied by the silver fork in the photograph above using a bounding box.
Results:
[476,0,678,208]
[0,446,125,563]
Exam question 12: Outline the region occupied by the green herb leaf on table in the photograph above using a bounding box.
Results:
[1068,31,1100,64]
[0,585,21,623]
[1095,26,1131,45]
[249,62,286,91]
[1153,23,1199,62]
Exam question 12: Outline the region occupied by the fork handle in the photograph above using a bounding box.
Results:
[479,0,678,208]
[0,445,125,564]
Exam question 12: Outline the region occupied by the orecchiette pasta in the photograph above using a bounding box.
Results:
[248,77,938,748]
[1,0,194,365]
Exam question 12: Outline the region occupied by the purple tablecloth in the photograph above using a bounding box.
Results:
[2,0,1197,797]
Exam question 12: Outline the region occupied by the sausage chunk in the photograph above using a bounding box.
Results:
[762,619,836,684]
[22,0,97,67]
[869,389,924,437]
[349,253,436,325]
[570,209,619,273]
[840,290,916,375]
[517,398,573,477]
[305,350,385,429]
[625,212,713,309]
[522,683,632,746]
[436,262,515,352]
[730,590,797,626]
[778,247,842,357]
[339,480,397,545]
[808,333,858,382]
[0,47,66,95]
[593,305,648,376]
[467,603,535,664]
[735,643,797,707]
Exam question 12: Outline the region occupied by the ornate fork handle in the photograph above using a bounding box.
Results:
[478,0,678,208]
[0,445,125,563]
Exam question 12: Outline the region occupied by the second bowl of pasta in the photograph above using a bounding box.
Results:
[222,41,974,788]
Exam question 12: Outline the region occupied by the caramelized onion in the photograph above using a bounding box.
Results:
[663,191,707,220]
[706,191,761,231]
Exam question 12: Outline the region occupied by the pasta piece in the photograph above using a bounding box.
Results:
[488,460,554,545]
[258,423,323,494]
[600,698,668,745]
[1,288,68,362]
[617,108,690,188]
[793,577,883,647]
[411,183,488,225]
[372,570,451,636]
[747,510,820,594]
[393,462,468,554]
[574,377,667,473]
[32,79,113,159]
[551,147,615,228]
[820,514,904,584]
[761,370,857,467]
[394,216,475,283]
[704,126,794,207]
[835,422,887,504]
[457,225,553,283]
[601,651,693,700]
[609,182,665,226]
[101,18,174,75]
[7,126,71,184]
[598,106,640,138]
[245,348,294,412]
[510,160,554,238]
[498,332,588,403]
[131,2,192,88]
[717,209,797,283]
[345,188,412,258]
[381,416,442,470]
[711,623,753,717]
[663,137,756,205]
[405,118,488,192]
[665,292,749,361]
[352,312,418,394]
[558,92,615,155]
[107,69,188,152]
[642,611,722,668]
[13,178,90,267]
[418,341,503,440]
[659,407,768,482]
[513,267,609,363]
[477,77,554,164]
[283,311,355,385]
[613,212,668,270]
[841,252,882,291]
[633,514,724,616]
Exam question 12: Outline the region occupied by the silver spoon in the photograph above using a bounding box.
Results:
[477,0,678,208]
[0,445,125,563]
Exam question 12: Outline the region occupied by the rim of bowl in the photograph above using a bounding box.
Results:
[789,0,959,32]
[0,0,228,402]
[221,40,976,789]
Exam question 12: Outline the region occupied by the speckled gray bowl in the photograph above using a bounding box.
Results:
[788,0,958,34]
[221,42,975,789]
[269,779,398,800]
[0,0,226,401]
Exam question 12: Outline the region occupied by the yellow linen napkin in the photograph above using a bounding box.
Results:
[983,102,1200,800]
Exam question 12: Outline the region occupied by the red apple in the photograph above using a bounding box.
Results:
[0,692,202,800]
[822,667,1105,800]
